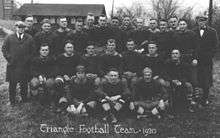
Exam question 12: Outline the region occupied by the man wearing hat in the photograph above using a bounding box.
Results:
[2,21,35,105]
[193,15,219,106]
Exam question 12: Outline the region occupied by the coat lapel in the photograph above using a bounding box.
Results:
[201,27,210,39]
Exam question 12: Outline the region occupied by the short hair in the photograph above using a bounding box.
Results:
[159,19,168,23]
[64,40,74,46]
[148,41,158,46]
[76,65,85,73]
[40,43,49,48]
[41,18,51,25]
[87,12,94,16]
[59,16,67,21]
[171,49,181,54]
[87,41,96,46]
[107,39,116,44]
[127,38,135,43]
[76,17,84,23]
[123,15,130,18]
[150,18,157,22]
[99,14,106,19]
[111,16,119,21]
[108,68,119,74]
[39,43,50,52]
[143,67,152,74]
[25,15,33,19]
[87,13,95,20]
[169,15,178,20]
[178,18,188,24]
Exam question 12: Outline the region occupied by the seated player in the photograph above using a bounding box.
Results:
[80,43,101,79]
[131,67,169,119]
[164,49,194,113]
[99,39,122,76]
[142,41,169,88]
[121,39,143,89]
[66,65,97,116]
[122,39,143,78]
[95,68,131,123]
[54,40,81,112]
[30,44,56,106]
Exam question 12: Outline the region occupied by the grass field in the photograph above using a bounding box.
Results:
[0,38,220,138]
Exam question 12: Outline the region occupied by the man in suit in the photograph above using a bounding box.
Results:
[193,15,219,105]
[2,21,35,105]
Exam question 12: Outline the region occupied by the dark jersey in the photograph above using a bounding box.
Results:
[51,29,71,56]
[134,79,162,101]
[164,59,190,83]
[67,30,89,54]
[55,53,81,76]
[95,78,130,98]
[99,52,122,75]
[34,31,54,53]
[142,54,165,77]
[122,50,143,76]
[80,54,101,75]
[30,56,56,78]
[69,78,96,103]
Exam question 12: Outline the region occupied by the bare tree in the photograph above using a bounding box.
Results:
[151,0,180,19]
[115,2,147,20]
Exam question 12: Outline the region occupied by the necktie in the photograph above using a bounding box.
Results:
[18,34,22,41]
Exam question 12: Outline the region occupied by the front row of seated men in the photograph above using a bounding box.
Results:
[29,38,200,123]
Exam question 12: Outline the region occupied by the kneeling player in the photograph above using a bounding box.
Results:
[30,44,56,105]
[132,67,169,119]
[95,68,132,123]
[66,65,97,116]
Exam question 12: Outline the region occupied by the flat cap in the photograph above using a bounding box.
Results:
[15,21,26,28]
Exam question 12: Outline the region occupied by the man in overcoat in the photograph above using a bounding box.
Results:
[192,15,219,105]
[2,21,35,105]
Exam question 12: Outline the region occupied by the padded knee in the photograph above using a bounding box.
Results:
[30,78,40,90]
[87,101,97,108]
[55,76,64,88]
[45,79,55,89]
[102,103,111,111]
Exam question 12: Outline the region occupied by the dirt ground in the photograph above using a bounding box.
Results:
[0,38,220,138]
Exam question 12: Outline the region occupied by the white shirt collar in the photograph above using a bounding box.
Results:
[16,32,24,39]
[200,30,204,37]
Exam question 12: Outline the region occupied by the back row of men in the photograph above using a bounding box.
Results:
[1,14,219,122]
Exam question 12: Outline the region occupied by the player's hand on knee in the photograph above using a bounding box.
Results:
[137,106,144,114]
[129,102,135,110]
[192,59,198,66]
[114,102,122,111]
[87,101,96,108]
[102,103,111,111]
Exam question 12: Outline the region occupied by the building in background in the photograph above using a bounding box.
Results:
[0,0,14,19]
[13,3,106,24]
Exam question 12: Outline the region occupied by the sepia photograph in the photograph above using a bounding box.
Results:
[0,0,220,137]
